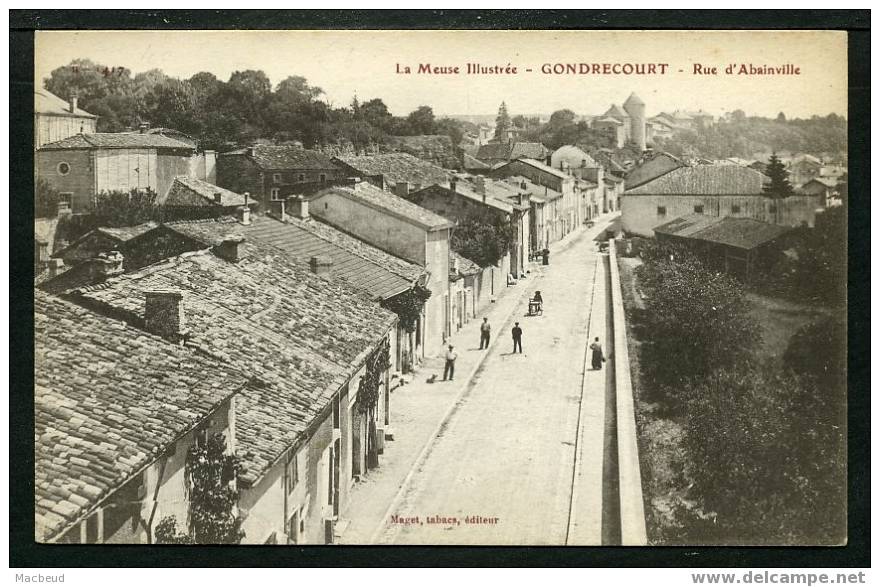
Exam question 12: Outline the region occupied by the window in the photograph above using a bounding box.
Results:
[298,173,305,182]
[319,173,327,183]
[657,206,667,217]
[58,193,73,213]
[731,204,741,214]
[694,204,704,214]
[57,161,71,175]
[270,188,282,201]
[273,173,282,184]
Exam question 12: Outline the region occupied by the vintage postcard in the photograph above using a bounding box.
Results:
[32,28,848,548]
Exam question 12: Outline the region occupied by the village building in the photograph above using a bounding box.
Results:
[66,233,399,545]
[497,176,561,254]
[475,141,549,167]
[34,89,98,149]
[159,176,256,216]
[50,222,157,268]
[462,153,492,174]
[35,132,209,215]
[34,290,247,544]
[798,177,840,208]
[787,154,824,187]
[653,214,795,283]
[591,93,647,151]
[384,135,460,169]
[332,152,451,196]
[308,182,454,357]
[621,164,821,237]
[490,158,577,243]
[624,152,685,191]
[448,251,484,334]
[217,145,342,207]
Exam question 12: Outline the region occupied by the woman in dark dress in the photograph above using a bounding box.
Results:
[590,337,604,370]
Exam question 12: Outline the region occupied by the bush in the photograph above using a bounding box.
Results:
[35,179,60,218]
[678,365,846,545]
[450,208,514,268]
[783,316,846,389]
[636,249,762,392]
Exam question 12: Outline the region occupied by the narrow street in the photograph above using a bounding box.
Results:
[368,220,613,545]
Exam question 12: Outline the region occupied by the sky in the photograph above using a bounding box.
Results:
[35,30,848,119]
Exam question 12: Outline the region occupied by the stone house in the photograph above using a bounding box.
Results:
[34,89,97,149]
[475,141,549,167]
[68,234,398,545]
[216,145,342,207]
[35,132,206,215]
[332,152,451,196]
[787,154,823,188]
[309,182,454,357]
[621,165,820,237]
[34,291,246,544]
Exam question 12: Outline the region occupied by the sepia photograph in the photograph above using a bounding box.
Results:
[27,25,853,552]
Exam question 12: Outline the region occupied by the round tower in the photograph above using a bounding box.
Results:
[623,92,646,152]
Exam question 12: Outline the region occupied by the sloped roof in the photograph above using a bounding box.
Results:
[336,152,450,186]
[654,214,793,250]
[449,251,482,280]
[463,153,491,170]
[510,158,570,180]
[625,165,768,195]
[35,89,96,118]
[552,145,599,168]
[623,92,645,107]
[71,241,397,487]
[34,291,247,542]
[161,216,424,301]
[39,133,194,151]
[502,175,562,202]
[318,183,453,231]
[595,117,624,125]
[225,145,339,171]
[162,176,251,208]
[476,142,548,162]
[604,104,629,119]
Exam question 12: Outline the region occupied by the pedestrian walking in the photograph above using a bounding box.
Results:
[442,345,458,381]
[479,317,491,350]
[590,337,605,370]
[512,322,523,354]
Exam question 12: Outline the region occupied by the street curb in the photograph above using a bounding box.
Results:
[565,253,602,545]
[368,266,539,544]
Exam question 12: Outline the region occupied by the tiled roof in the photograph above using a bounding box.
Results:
[39,133,194,151]
[449,251,482,280]
[552,145,599,168]
[225,145,339,171]
[476,142,548,162]
[95,223,159,242]
[463,153,491,170]
[35,89,96,118]
[162,176,251,208]
[162,215,423,300]
[625,165,768,195]
[72,242,397,486]
[335,152,451,186]
[34,291,247,542]
[595,117,624,125]
[623,93,645,107]
[513,158,571,180]
[502,175,562,202]
[440,182,515,214]
[321,183,454,230]
[655,214,793,250]
[603,104,629,119]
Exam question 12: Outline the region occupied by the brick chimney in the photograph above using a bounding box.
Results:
[288,195,309,220]
[144,290,187,342]
[450,179,457,193]
[474,177,486,203]
[36,239,49,268]
[214,236,245,263]
[237,205,251,225]
[90,251,124,281]
[309,255,333,275]
[69,95,78,114]
[47,258,65,278]
[138,122,149,134]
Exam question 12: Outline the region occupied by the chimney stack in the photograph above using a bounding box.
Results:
[288,195,309,220]
[214,236,245,263]
[69,95,78,114]
[144,290,187,342]
[138,122,149,134]
[36,239,49,267]
[47,258,65,278]
[214,192,223,205]
[90,251,124,282]
[474,176,486,202]
[309,255,333,275]
[237,205,251,225]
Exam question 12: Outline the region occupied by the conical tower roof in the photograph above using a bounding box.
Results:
[603,104,628,119]
[624,92,645,107]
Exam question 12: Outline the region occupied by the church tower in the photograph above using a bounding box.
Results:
[623,92,646,152]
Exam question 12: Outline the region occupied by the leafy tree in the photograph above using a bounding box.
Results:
[405,106,437,136]
[154,516,194,544]
[184,432,245,544]
[763,153,794,199]
[494,102,511,139]
[678,365,845,544]
[450,208,515,268]
[93,189,162,226]
[636,247,762,390]
[35,178,60,218]
[382,285,432,333]
[776,112,787,122]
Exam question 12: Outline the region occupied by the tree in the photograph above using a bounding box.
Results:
[35,178,60,218]
[450,208,515,268]
[184,432,245,544]
[93,189,162,226]
[494,102,511,139]
[763,153,794,199]
[405,106,437,135]
[777,111,787,122]
[154,516,194,544]
[783,317,846,389]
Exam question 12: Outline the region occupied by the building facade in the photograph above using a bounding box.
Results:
[34,89,98,149]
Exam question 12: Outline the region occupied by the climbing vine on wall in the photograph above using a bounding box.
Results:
[183,431,245,544]
[381,284,431,333]
[357,337,391,417]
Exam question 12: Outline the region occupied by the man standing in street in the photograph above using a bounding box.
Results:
[479,317,491,350]
[442,344,458,381]
[512,322,523,354]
